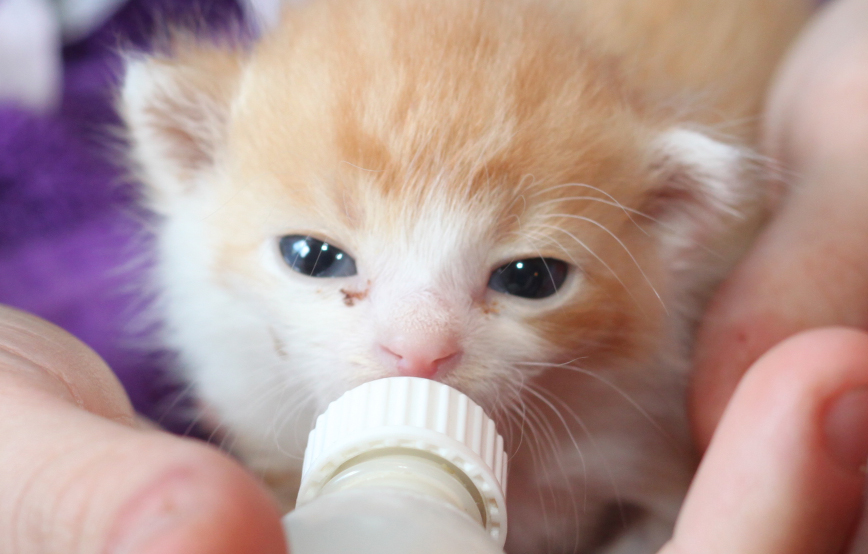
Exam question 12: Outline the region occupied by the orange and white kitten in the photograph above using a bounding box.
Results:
[121,0,808,552]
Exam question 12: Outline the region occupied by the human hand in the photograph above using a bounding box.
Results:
[673,2,868,550]
[661,328,868,554]
[0,305,287,553]
[692,0,868,450]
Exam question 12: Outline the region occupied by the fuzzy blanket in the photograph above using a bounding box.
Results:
[0,0,242,432]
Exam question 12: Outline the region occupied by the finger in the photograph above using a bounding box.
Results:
[690,172,868,449]
[0,305,135,423]
[690,0,868,451]
[0,306,287,554]
[763,0,868,171]
[662,328,868,554]
[847,501,868,553]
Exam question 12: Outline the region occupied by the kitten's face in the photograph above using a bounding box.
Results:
[192,43,670,415]
[121,1,786,548]
[124,0,751,440]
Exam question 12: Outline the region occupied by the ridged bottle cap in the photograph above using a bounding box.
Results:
[297,376,508,544]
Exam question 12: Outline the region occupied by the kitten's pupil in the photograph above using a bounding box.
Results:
[488,258,568,299]
[279,235,357,278]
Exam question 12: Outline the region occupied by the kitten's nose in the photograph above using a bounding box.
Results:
[378,334,462,379]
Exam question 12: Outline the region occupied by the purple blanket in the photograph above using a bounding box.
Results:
[0,0,242,433]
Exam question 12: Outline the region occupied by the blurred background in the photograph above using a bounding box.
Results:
[0,0,276,431]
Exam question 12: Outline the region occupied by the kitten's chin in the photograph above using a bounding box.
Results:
[319,362,392,403]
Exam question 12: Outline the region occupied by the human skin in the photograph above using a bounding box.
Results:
[661,328,868,554]
[675,0,868,550]
[691,0,868,450]
[0,305,286,554]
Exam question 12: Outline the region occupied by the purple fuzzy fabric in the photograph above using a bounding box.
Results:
[0,0,243,433]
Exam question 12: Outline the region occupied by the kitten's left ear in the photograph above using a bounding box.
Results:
[641,127,763,259]
[120,41,244,203]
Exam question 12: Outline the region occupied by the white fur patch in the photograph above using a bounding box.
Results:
[654,127,748,217]
[122,57,234,206]
[122,60,190,202]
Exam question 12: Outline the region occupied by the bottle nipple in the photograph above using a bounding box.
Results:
[296,376,509,546]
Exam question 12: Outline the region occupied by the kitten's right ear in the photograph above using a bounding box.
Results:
[120,43,243,202]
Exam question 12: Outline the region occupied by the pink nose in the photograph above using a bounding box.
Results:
[378,335,462,379]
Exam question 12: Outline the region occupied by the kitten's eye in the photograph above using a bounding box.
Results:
[279,235,357,278]
[488,258,568,299]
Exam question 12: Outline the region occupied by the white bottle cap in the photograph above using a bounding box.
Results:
[297,376,509,545]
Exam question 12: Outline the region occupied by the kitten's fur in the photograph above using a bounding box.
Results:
[121,0,808,552]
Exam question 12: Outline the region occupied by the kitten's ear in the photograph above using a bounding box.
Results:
[120,42,243,202]
[642,128,763,260]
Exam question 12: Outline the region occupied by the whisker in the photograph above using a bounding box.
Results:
[339,160,384,173]
[518,401,564,550]
[539,214,667,314]
[153,379,199,430]
[530,385,630,531]
[511,229,575,301]
[537,194,726,259]
[515,361,677,447]
[523,385,588,496]
[524,385,586,552]
[530,223,643,310]
[530,183,649,236]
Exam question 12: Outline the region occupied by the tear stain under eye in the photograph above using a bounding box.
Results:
[270,327,288,359]
[481,301,500,315]
[340,287,369,307]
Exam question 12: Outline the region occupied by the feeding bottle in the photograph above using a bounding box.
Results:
[282,376,508,553]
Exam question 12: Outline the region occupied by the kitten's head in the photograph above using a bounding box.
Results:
[121,0,757,422]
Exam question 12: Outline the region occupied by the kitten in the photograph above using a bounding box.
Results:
[120,0,808,552]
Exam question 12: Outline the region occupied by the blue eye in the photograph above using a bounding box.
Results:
[279,235,357,278]
[488,258,568,299]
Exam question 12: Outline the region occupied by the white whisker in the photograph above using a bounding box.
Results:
[530,385,628,527]
[540,214,667,314]
[531,223,643,310]
[516,361,676,447]
[524,385,588,540]
[530,183,649,236]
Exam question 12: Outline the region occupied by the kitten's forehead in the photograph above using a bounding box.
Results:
[228,0,659,220]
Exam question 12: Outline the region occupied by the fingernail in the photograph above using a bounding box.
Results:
[106,471,202,554]
[824,387,868,472]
